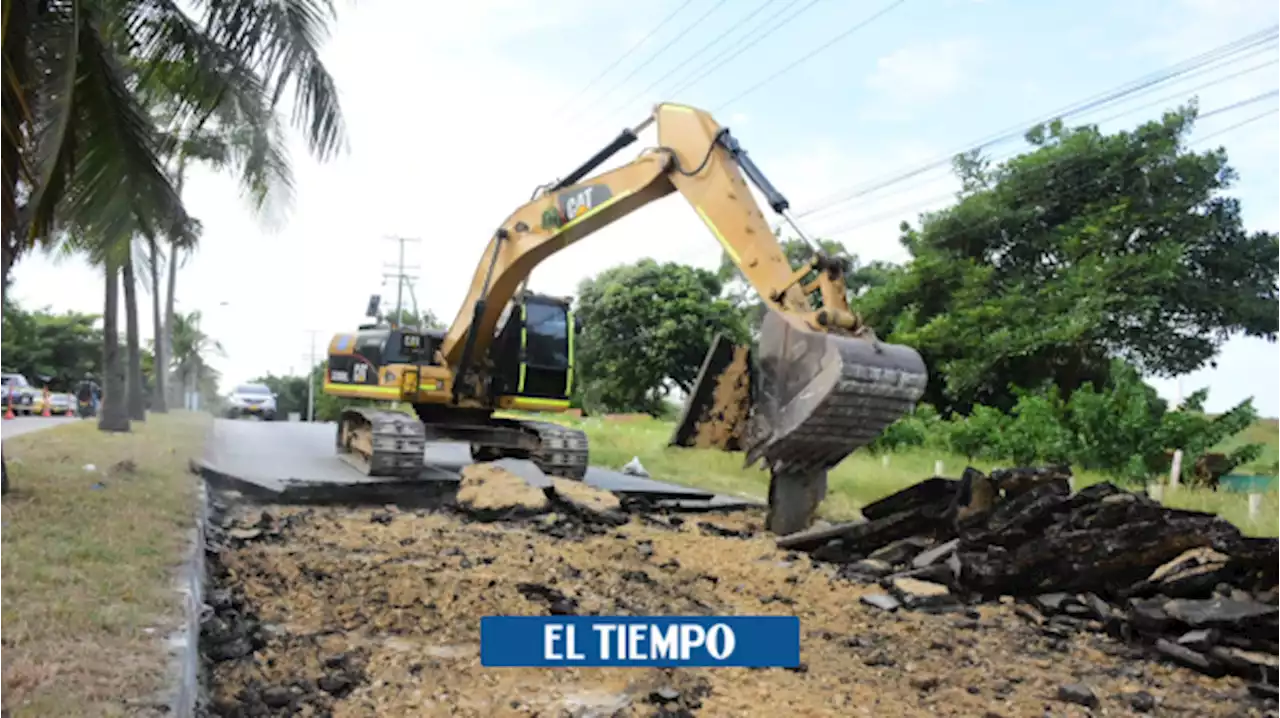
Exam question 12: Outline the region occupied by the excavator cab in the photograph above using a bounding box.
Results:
[488,292,575,412]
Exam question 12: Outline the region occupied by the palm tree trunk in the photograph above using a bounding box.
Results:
[165,245,182,408]
[0,245,11,358]
[163,157,186,410]
[99,256,130,432]
[123,251,146,421]
[148,234,168,412]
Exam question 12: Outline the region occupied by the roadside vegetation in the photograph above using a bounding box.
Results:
[1,412,210,716]
[505,411,1279,538]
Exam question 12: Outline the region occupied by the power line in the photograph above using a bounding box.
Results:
[712,0,909,112]
[592,0,784,127]
[810,56,1279,228]
[797,25,1280,219]
[664,0,824,99]
[548,0,699,121]
[813,91,1279,238]
[1194,107,1279,145]
[569,0,736,126]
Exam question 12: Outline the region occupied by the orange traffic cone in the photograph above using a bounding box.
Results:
[41,389,51,417]
[4,386,14,420]
[65,405,75,417]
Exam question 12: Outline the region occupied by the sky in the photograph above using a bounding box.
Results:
[8,0,1280,414]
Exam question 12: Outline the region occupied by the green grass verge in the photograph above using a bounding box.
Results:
[1,412,210,716]
[501,411,1279,538]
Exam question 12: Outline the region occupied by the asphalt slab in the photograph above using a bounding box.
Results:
[199,419,755,508]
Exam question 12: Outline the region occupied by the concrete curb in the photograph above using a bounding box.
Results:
[166,471,209,717]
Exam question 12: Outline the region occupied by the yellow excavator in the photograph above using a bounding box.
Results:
[322,102,927,534]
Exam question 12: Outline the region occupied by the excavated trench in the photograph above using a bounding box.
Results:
[198,468,1275,718]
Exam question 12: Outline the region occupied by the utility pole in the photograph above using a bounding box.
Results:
[304,330,321,422]
[383,236,421,326]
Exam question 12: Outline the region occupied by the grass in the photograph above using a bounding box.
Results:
[1,412,210,717]
[1213,417,1280,475]
[502,411,1280,538]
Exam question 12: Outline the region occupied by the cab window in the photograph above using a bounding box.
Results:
[524,302,569,369]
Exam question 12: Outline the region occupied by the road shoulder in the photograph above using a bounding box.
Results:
[1,412,211,716]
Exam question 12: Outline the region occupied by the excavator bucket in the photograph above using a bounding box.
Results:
[673,310,928,476]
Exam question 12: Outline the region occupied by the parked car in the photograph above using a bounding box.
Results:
[226,384,278,421]
[1,373,39,415]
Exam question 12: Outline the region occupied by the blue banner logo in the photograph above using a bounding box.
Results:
[480,615,800,668]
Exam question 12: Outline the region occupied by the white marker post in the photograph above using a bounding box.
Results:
[934,460,944,477]
[1249,493,1262,521]
[1169,449,1183,489]
[881,455,890,468]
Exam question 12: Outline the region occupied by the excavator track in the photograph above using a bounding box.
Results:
[336,408,428,477]
[517,420,590,481]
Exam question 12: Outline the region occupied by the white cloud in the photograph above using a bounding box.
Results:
[865,38,983,105]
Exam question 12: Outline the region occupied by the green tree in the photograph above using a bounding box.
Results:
[383,308,447,330]
[859,105,1279,415]
[1,299,103,388]
[574,259,749,415]
[170,309,223,409]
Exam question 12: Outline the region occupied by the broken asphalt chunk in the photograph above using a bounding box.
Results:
[1177,628,1220,653]
[1055,683,1100,709]
[1155,638,1224,677]
[888,577,954,609]
[859,593,901,612]
[860,477,958,521]
[1163,597,1279,629]
[869,536,934,565]
[912,538,959,569]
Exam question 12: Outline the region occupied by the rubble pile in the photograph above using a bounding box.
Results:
[454,464,630,537]
[201,507,373,716]
[782,466,1279,693]
[197,466,1277,716]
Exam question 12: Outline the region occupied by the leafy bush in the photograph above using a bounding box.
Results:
[945,404,1010,460]
[870,360,1263,485]
[866,403,945,454]
[1002,388,1074,465]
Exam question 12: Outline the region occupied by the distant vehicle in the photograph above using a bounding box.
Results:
[226,384,278,421]
[1,373,38,415]
[47,392,75,416]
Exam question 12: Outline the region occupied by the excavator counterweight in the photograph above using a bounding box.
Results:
[323,101,928,535]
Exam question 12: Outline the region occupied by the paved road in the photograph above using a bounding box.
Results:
[201,418,753,506]
[2,416,80,440]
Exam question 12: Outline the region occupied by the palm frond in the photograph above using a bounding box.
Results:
[25,0,82,243]
[132,2,297,216]
[28,2,192,252]
[2,0,36,229]
[197,0,347,160]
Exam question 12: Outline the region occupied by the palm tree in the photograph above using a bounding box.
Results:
[123,245,147,421]
[3,0,348,430]
[170,309,223,409]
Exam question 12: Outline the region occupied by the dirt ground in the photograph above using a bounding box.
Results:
[205,503,1269,718]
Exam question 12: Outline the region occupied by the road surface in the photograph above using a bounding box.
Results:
[2,416,80,440]
[201,418,754,506]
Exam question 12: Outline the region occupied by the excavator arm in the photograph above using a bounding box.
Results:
[443,102,928,534]
[442,103,866,380]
